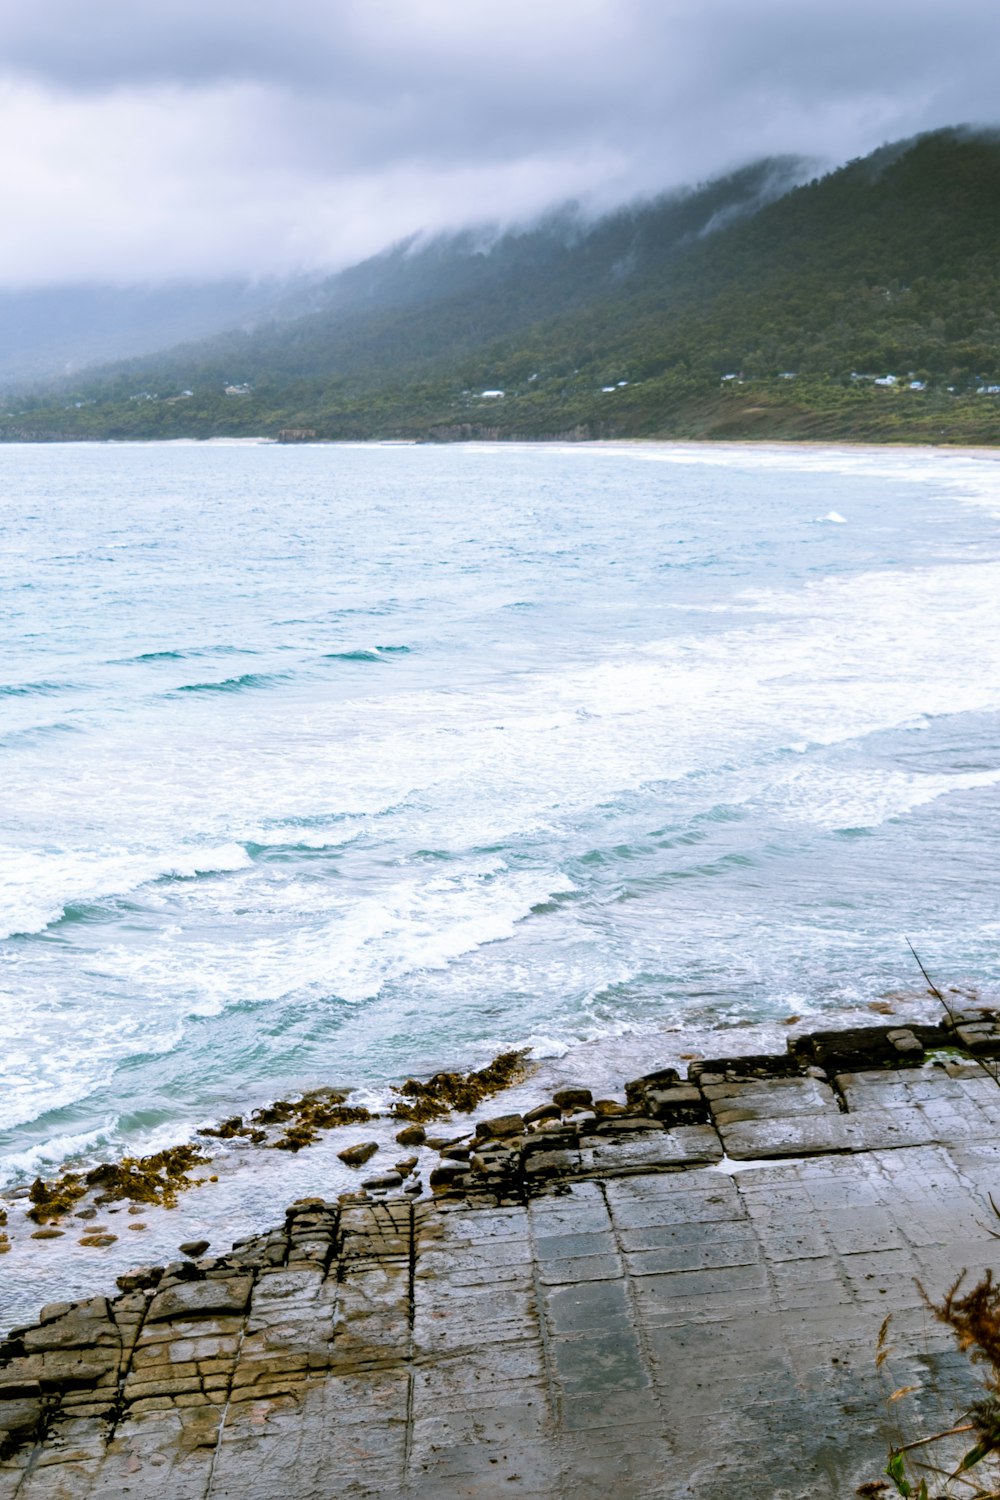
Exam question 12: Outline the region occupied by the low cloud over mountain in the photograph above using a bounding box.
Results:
[0,0,998,286]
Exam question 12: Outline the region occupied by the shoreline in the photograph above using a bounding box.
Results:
[4,1007,1000,1495]
[3,433,1000,457]
[0,991,950,1335]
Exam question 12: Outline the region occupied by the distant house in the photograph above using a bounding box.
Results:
[778,371,797,380]
[908,380,927,391]
[601,385,616,393]
[478,389,505,399]
[224,383,252,396]
[277,428,317,442]
[873,375,898,387]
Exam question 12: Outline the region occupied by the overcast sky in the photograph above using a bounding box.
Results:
[0,0,997,288]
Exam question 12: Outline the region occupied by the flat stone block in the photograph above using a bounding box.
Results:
[543,1279,630,1335]
[536,1254,624,1286]
[550,1331,651,1396]
[146,1277,253,1324]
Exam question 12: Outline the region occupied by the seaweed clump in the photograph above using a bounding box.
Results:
[27,1173,87,1223]
[392,1051,530,1124]
[198,1115,268,1145]
[28,1144,211,1223]
[85,1144,211,1208]
[199,1089,374,1153]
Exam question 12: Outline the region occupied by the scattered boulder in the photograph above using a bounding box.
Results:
[524,1103,561,1124]
[553,1087,593,1111]
[429,1163,468,1190]
[179,1239,210,1258]
[887,1029,923,1055]
[338,1141,379,1168]
[395,1156,418,1174]
[361,1172,403,1191]
[395,1124,426,1147]
[474,1114,524,1141]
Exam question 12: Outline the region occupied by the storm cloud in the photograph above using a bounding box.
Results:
[0,0,997,286]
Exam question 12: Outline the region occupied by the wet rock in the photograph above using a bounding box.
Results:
[79,1234,117,1247]
[395,1156,419,1174]
[624,1067,680,1103]
[553,1087,593,1110]
[116,1265,164,1293]
[179,1239,211,1258]
[474,1113,524,1141]
[524,1103,561,1125]
[0,1396,43,1450]
[888,1029,924,1055]
[38,1302,73,1323]
[147,1274,252,1323]
[361,1172,403,1191]
[429,1163,468,1191]
[338,1141,379,1168]
[75,1208,98,1220]
[30,1228,65,1240]
[593,1099,628,1116]
[395,1124,426,1147]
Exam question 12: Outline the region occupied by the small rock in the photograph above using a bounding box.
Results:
[39,1301,73,1322]
[474,1113,524,1141]
[403,1179,422,1195]
[74,1207,98,1220]
[116,1266,165,1293]
[593,1099,627,1116]
[361,1172,403,1191]
[553,1087,593,1111]
[395,1124,426,1147]
[429,1163,468,1190]
[805,1065,828,1080]
[79,1234,117,1247]
[338,1141,379,1167]
[523,1103,561,1125]
[30,1228,65,1240]
[179,1239,210,1258]
[395,1156,419,1174]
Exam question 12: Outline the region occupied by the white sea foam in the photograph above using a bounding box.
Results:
[4,441,1000,1179]
[0,1123,115,1184]
[0,841,253,940]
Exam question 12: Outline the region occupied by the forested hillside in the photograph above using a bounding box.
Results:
[4,128,1000,445]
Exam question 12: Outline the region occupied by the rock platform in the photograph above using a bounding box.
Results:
[4,1018,1000,1497]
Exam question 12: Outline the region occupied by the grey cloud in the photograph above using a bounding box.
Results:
[0,0,997,286]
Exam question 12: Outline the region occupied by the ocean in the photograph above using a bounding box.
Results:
[2,437,1000,1199]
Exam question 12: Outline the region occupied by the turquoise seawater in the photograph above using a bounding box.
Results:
[2,438,1000,1184]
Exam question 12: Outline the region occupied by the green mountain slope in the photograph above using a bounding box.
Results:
[5,128,1000,444]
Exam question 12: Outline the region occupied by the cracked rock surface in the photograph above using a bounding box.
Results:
[4,1022,1000,1497]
